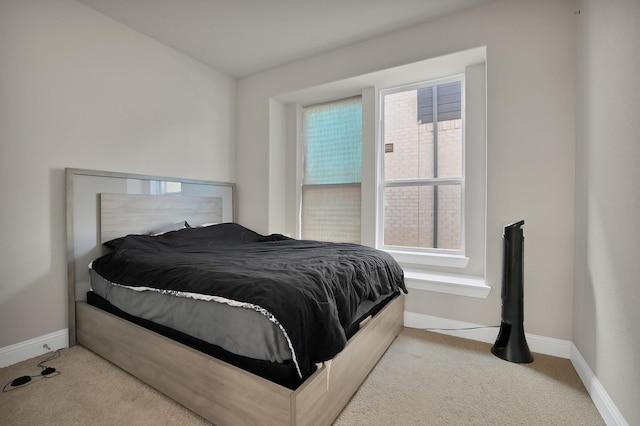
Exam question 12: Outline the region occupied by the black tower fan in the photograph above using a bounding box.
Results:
[491,220,533,363]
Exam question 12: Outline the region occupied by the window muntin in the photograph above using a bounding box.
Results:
[301,96,362,243]
[381,76,464,252]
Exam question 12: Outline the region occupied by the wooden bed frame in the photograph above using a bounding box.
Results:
[66,168,404,425]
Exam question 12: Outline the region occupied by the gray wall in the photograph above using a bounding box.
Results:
[0,0,236,348]
[574,0,640,423]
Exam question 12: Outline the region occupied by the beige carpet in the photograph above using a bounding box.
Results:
[0,328,604,425]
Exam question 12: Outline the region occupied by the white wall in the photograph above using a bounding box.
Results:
[237,0,576,340]
[574,0,640,423]
[0,0,236,348]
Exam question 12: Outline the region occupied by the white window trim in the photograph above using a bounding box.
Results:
[377,74,467,259]
[374,64,487,299]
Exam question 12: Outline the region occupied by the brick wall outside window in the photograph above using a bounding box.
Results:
[384,90,462,250]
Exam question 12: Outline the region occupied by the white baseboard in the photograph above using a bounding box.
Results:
[404,311,571,358]
[570,343,629,426]
[0,329,69,368]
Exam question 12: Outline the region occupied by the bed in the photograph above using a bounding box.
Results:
[66,168,406,425]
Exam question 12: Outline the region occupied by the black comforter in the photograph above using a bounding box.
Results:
[92,223,406,377]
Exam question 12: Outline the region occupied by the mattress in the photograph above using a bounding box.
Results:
[85,291,305,388]
[89,267,388,364]
[86,290,397,389]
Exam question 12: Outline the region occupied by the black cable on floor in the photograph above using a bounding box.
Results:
[3,349,61,393]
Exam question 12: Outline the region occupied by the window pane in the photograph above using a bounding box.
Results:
[384,184,461,250]
[384,91,428,180]
[383,85,462,181]
[436,184,462,250]
[435,81,462,122]
[436,119,463,178]
[303,97,362,185]
[301,184,361,243]
[384,186,434,248]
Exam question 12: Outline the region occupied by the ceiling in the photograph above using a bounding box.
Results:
[78,0,494,78]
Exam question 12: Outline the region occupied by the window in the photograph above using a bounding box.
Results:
[284,51,487,296]
[301,96,362,243]
[380,76,464,254]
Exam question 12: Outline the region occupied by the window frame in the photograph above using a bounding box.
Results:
[377,74,469,268]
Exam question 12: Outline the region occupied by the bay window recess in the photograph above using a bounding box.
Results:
[284,50,488,298]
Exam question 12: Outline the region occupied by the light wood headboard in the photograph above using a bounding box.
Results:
[65,168,235,346]
[100,193,223,243]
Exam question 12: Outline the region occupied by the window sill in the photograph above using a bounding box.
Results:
[403,268,491,299]
[385,249,469,268]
